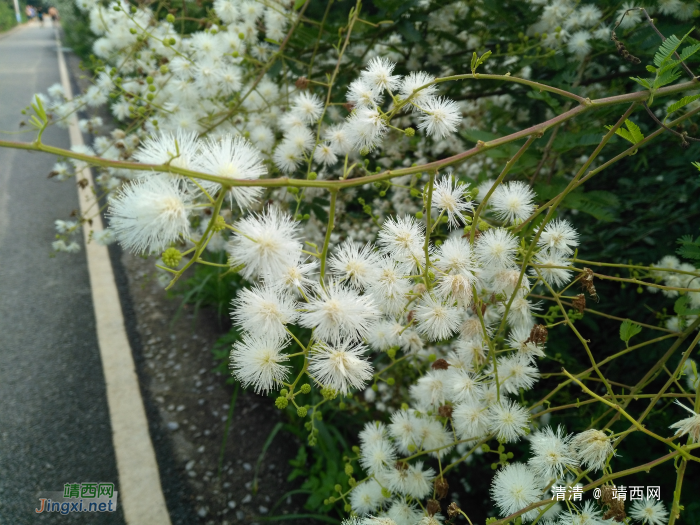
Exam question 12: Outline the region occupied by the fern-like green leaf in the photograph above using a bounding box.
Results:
[667,95,700,117]
[630,76,651,89]
[653,68,682,89]
[654,34,682,66]
[679,42,700,62]
[605,119,644,146]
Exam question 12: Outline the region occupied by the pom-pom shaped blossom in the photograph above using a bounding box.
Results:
[109,177,192,254]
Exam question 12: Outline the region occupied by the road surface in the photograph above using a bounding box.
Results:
[0,23,126,524]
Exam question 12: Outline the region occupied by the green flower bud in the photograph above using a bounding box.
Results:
[428,353,437,362]
[148,85,156,93]
[351,445,360,454]
[160,65,168,74]
[359,147,369,156]
[238,32,245,39]
[334,484,342,493]
[338,402,346,409]
[300,383,311,394]
[280,388,289,396]
[297,406,308,417]
[407,443,416,452]
[162,247,182,268]
[404,127,415,136]
[345,463,354,476]
[371,383,378,391]
[386,347,397,359]
[481,444,490,453]
[288,187,299,194]
[321,387,338,400]
[491,463,498,470]
[344,504,351,512]
[166,13,175,23]
[381,488,391,498]
[386,377,395,386]
[146,94,155,101]
[129,28,137,34]
[308,172,317,180]
[379,191,386,197]
[315,411,322,421]
[275,397,288,409]
[212,215,227,232]
[415,211,424,219]
[302,213,310,220]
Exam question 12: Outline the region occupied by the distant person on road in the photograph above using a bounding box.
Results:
[25,5,36,20]
[37,9,43,23]
[48,6,59,26]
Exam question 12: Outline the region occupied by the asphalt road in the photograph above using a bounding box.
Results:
[0,24,125,524]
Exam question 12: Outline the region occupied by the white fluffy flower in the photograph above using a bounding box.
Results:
[490,181,536,224]
[300,281,380,344]
[133,130,200,176]
[386,498,422,525]
[399,71,437,108]
[571,429,614,471]
[452,399,490,440]
[227,206,302,279]
[347,78,383,108]
[230,284,298,338]
[431,176,473,228]
[531,250,573,288]
[349,479,387,515]
[416,97,462,139]
[494,354,540,394]
[388,410,422,455]
[629,498,669,525]
[230,333,290,394]
[290,91,323,123]
[346,107,388,151]
[668,400,700,444]
[329,241,382,289]
[109,177,191,254]
[434,236,477,276]
[359,438,397,475]
[567,30,592,58]
[415,294,461,342]
[366,258,411,316]
[308,340,373,395]
[488,399,530,443]
[435,272,474,307]
[490,463,542,522]
[410,370,449,410]
[528,425,578,480]
[538,219,579,256]
[361,56,401,93]
[377,216,425,269]
[195,135,266,208]
[475,228,518,269]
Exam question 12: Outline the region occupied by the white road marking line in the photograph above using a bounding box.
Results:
[55,30,172,525]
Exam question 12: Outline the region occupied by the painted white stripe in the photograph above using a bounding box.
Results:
[55,31,172,525]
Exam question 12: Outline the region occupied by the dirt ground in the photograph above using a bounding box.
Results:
[117,252,308,525]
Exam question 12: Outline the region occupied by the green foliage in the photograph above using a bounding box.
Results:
[676,232,700,261]
[286,420,350,520]
[470,50,492,76]
[665,94,700,121]
[631,27,700,106]
[619,319,642,346]
[0,0,21,32]
[674,295,700,316]
[604,119,644,154]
